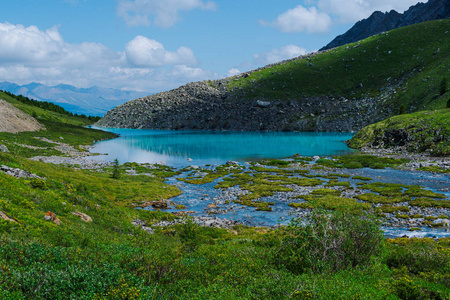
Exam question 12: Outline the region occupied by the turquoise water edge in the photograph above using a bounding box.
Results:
[89,127,356,166]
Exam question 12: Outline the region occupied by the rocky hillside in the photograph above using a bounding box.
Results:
[321,0,450,50]
[0,99,44,133]
[96,20,450,132]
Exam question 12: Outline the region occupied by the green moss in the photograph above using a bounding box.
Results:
[410,214,424,219]
[376,205,410,213]
[325,180,351,188]
[410,198,450,209]
[405,188,446,199]
[358,182,416,197]
[311,189,341,196]
[355,193,408,204]
[317,155,408,170]
[294,195,371,211]
[409,228,422,231]
[353,176,372,181]
[396,214,410,219]
[417,166,450,173]
[259,159,290,167]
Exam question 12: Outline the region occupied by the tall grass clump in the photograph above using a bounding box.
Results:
[275,210,383,274]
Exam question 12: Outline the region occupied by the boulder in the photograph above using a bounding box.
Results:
[44,211,61,225]
[139,201,169,209]
[71,211,93,222]
[255,100,271,108]
[0,144,8,153]
[0,211,16,222]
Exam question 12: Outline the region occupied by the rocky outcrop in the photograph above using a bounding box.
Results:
[96,80,393,132]
[321,0,450,50]
[71,211,93,222]
[0,99,44,133]
[44,211,61,225]
[0,165,40,178]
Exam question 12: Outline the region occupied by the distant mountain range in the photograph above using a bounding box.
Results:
[321,0,450,50]
[0,82,147,116]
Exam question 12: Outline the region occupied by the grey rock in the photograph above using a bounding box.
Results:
[0,144,8,153]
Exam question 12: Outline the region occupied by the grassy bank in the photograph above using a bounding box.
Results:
[347,109,450,156]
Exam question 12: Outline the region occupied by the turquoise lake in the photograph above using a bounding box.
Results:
[89,128,356,166]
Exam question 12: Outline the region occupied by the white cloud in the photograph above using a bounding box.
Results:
[312,0,420,22]
[0,22,216,92]
[226,68,240,77]
[261,5,332,33]
[125,36,197,67]
[254,45,309,65]
[117,0,217,28]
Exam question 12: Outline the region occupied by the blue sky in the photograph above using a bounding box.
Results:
[0,0,421,93]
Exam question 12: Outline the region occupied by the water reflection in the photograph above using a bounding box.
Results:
[90,128,356,167]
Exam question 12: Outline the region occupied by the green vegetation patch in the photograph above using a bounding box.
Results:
[375,205,410,214]
[317,155,408,169]
[358,182,419,197]
[353,175,372,181]
[410,198,450,209]
[291,195,371,211]
[355,193,408,204]
[325,180,351,187]
[348,109,450,156]
[404,188,446,199]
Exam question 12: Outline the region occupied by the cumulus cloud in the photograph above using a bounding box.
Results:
[126,36,197,67]
[226,68,240,77]
[253,45,309,65]
[0,22,215,92]
[261,5,332,33]
[117,0,217,28]
[311,0,420,22]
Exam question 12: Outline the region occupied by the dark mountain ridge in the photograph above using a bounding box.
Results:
[321,0,450,50]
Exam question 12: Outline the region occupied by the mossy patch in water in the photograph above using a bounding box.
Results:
[259,159,291,167]
[316,155,409,169]
[289,195,371,211]
[417,166,450,173]
[404,188,446,199]
[352,176,372,181]
[410,198,450,209]
[355,193,409,204]
[325,180,351,188]
[375,205,410,213]
[311,188,342,196]
[328,173,351,178]
[357,182,417,197]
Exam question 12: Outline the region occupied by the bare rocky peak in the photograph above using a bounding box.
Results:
[321,0,450,50]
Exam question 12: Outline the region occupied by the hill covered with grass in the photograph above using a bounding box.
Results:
[97,19,450,132]
[347,108,450,156]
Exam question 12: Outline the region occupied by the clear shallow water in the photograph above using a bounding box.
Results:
[89,127,355,167]
[164,168,450,238]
